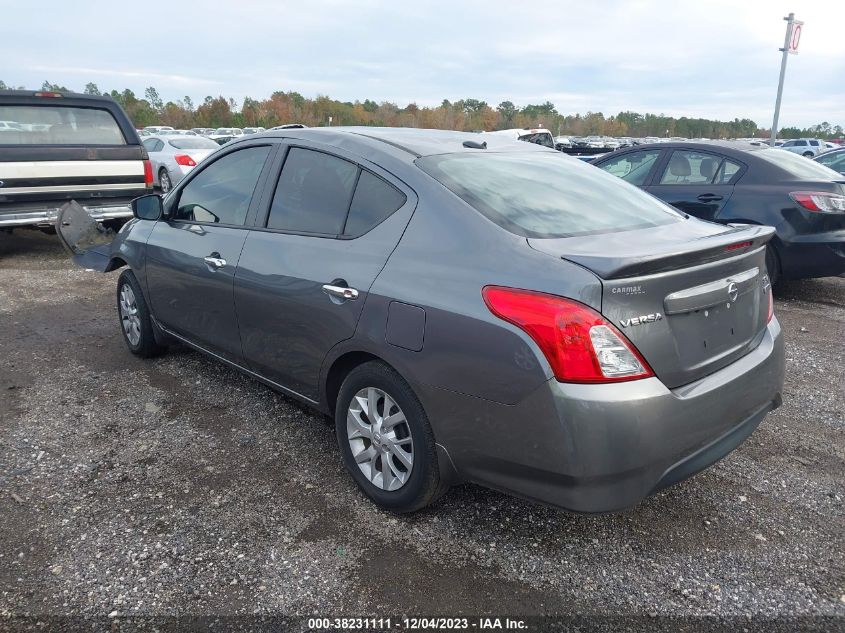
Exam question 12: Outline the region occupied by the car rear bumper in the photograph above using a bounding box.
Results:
[0,202,135,227]
[418,318,784,513]
[779,231,845,279]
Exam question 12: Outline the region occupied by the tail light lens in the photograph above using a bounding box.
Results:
[482,286,654,383]
[142,159,153,188]
[790,191,845,213]
[174,154,197,167]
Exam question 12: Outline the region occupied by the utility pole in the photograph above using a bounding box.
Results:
[771,13,802,145]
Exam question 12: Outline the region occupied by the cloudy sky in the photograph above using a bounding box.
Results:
[2,0,843,128]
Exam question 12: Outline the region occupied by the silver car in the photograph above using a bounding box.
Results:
[66,128,785,514]
[142,135,219,193]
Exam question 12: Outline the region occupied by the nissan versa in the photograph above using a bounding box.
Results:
[65,128,785,514]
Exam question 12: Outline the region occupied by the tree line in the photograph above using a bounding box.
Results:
[2,80,843,140]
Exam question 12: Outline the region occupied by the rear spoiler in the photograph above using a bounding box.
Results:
[560,225,776,279]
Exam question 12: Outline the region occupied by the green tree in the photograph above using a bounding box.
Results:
[84,82,101,95]
[144,86,163,113]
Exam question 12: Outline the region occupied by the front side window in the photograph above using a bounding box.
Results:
[598,150,661,185]
[0,105,126,145]
[174,145,271,225]
[816,152,845,172]
[417,152,682,239]
[267,148,358,234]
[142,138,158,152]
[659,151,723,185]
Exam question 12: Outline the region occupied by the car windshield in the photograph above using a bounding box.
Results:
[417,152,683,238]
[759,148,843,180]
[0,105,126,145]
[168,137,219,150]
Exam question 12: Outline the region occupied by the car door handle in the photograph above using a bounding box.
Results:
[697,193,723,202]
[322,284,359,300]
[203,253,227,269]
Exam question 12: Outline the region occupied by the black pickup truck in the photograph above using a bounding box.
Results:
[0,90,152,232]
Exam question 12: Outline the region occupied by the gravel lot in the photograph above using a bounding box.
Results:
[1,230,843,629]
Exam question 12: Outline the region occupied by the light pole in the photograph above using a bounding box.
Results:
[771,13,802,145]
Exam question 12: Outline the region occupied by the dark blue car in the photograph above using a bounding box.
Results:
[593,141,845,284]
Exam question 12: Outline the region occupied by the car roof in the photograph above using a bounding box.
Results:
[606,140,771,157]
[241,126,553,159]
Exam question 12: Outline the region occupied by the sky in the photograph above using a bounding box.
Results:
[1,0,843,128]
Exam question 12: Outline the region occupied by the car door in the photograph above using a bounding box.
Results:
[594,149,664,187]
[234,143,417,401]
[644,149,742,222]
[145,142,276,363]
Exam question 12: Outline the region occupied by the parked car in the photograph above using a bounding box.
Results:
[268,123,308,130]
[814,147,845,176]
[60,128,784,514]
[191,127,216,136]
[484,128,555,148]
[144,125,174,134]
[592,141,845,283]
[159,129,197,136]
[208,127,244,145]
[0,90,151,232]
[243,127,266,135]
[137,129,151,137]
[142,135,219,193]
[779,138,826,157]
[554,135,572,150]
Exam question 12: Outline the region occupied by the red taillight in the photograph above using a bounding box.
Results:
[790,191,845,213]
[143,159,153,188]
[725,240,753,252]
[482,286,654,384]
[174,154,197,167]
[766,284,774,323]
[34,91,62,98]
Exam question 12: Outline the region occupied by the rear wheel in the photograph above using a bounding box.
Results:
[159,168,172,193]
[117,270,165,358]
[335,361,447,513]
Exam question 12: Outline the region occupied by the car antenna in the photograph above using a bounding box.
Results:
[462,140,487,149]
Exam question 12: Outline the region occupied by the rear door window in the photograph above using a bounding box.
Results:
[266,148,358,235]
[597,150,661,185]
[344,171,407,237]
[659,151,723,185]
[0,105,126,145]
[714,158,742,184]
[174,145,271,225]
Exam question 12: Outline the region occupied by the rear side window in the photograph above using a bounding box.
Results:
[417,152,682,239]
[174,145,271,225]
[714,159,742,184]
[597,150,661,185]
[0,105,126,145]
[345,171,406,236]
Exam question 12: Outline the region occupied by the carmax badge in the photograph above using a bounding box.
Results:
[620,313,663,328]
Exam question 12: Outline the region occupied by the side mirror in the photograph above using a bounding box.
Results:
[131,194,163,221]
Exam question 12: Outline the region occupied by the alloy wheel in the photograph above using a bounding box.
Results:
[119,284,141,346]
[346,387,414,491]
[160,170,172,193]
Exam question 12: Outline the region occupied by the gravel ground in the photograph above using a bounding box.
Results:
[1,230,843,630]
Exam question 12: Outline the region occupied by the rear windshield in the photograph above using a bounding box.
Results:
[0,105,126,145]
[168,137,219,150]
[417,152,683,238]
[757,148,843,180]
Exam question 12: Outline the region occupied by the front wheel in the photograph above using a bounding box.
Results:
[335,362,447,513]
[117,270,165,358]
[802,151,814,158]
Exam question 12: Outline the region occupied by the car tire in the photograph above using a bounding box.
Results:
[159,168,172,193]
[802,151,814,158]
[335,361,447,513]
[765,243,781,288]
[116,270,165,358]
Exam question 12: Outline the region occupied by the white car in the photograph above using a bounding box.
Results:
[144,125,174,134]
[484,128,555,149]
[779,138,826,157]
[141,135,219,193]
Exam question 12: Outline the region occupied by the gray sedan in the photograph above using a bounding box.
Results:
[80,128,786,514]
[142,135,219,193]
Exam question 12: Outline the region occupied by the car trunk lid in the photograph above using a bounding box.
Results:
[529,221,775,388]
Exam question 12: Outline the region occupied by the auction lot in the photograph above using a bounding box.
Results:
[1,231,843,624]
